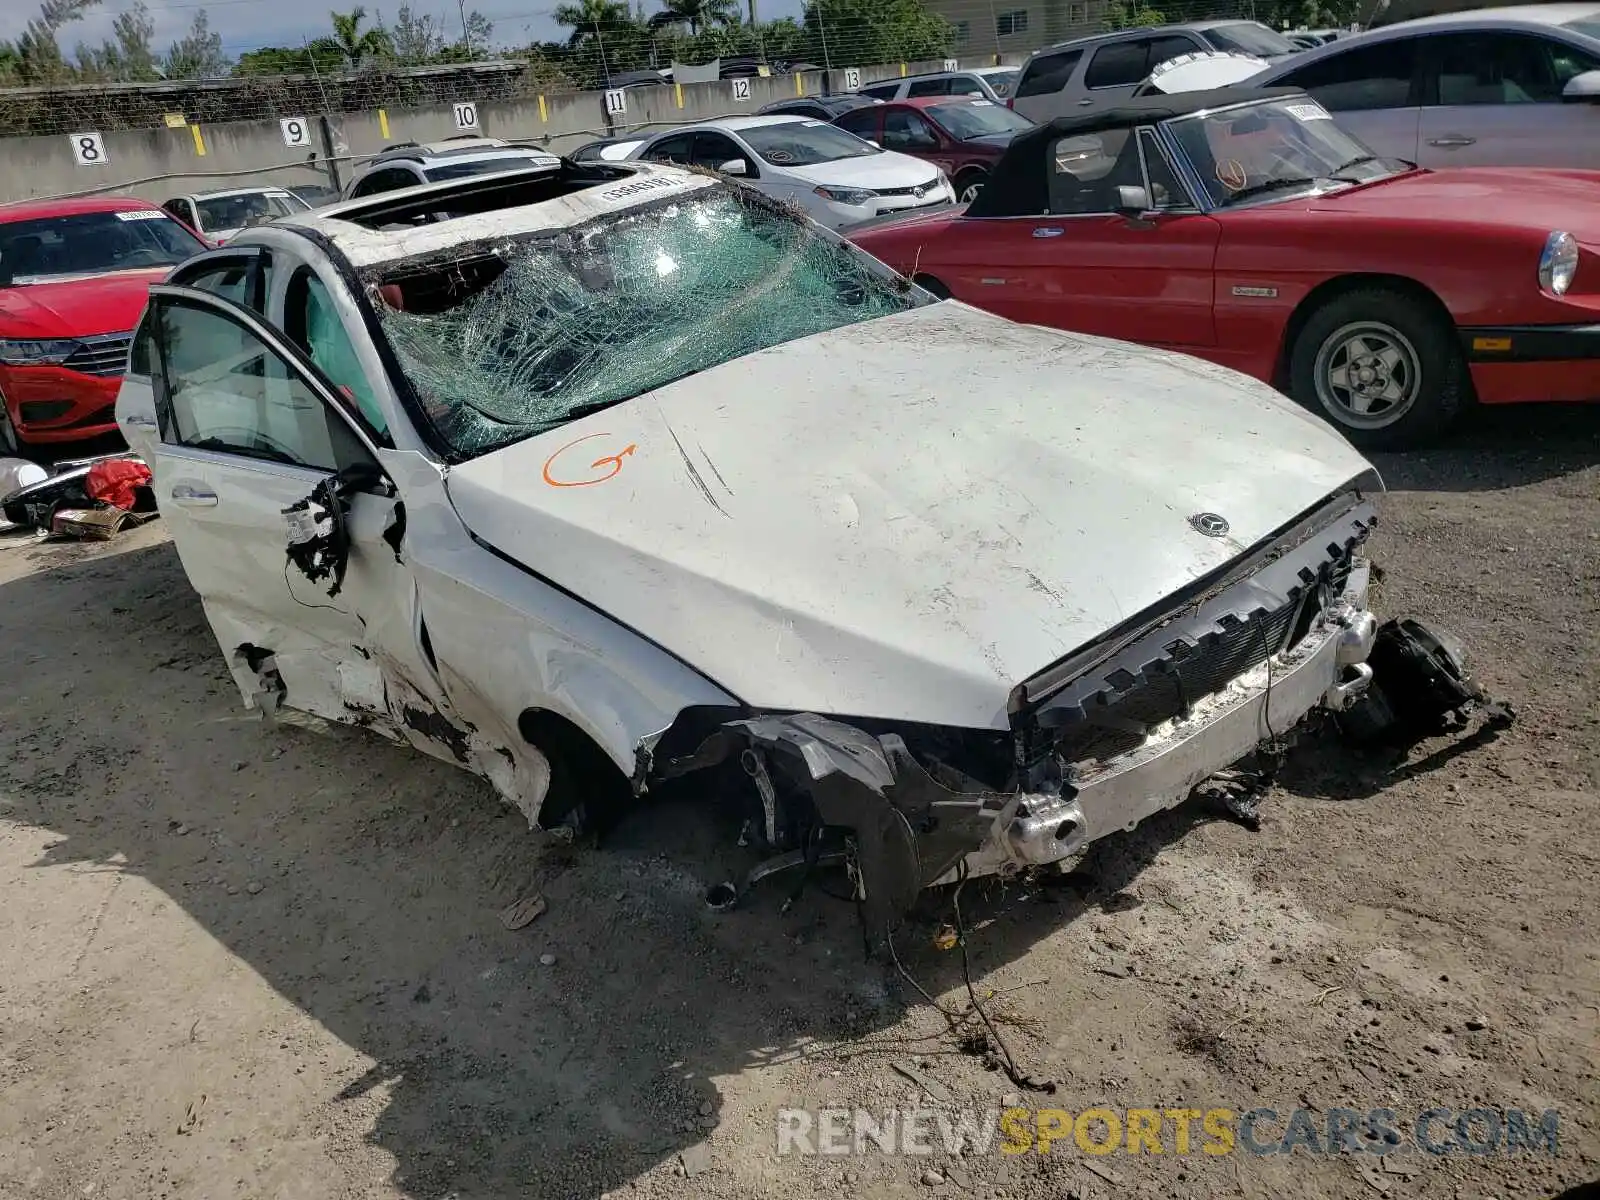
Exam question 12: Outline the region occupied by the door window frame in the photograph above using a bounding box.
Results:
[881,109,942,151]
[146,282,384,475]
[691,131,759,176]
[1085,36,1158,91]
[169,245,273,313]
[1275,35,1425,110]
[1416,29,1600,105]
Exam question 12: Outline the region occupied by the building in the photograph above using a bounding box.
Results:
[919,0,1113,57]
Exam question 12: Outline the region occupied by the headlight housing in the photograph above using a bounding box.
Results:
[1538,230,1578,296]
[815,185,875,207]
[0,338,79,367]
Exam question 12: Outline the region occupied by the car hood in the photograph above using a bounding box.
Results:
[782,151,942,190]
[1308,168,1600,241]
[0,268,166,338]
[446,303,1373,729]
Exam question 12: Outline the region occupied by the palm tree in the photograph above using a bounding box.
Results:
[646,0,737,36]
[553,0,635,46]
[329,6,392,67]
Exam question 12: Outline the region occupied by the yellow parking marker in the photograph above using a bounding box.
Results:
[190,124,206,156]
[795,73,803,95]
[900,62,908,76]
[675,82,684,108]
[378,108,390,139]
[538,94,548,122]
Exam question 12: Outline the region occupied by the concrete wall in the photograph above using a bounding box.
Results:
[0,55,1028,208]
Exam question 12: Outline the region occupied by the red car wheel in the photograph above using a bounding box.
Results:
[1289,288,1466,452]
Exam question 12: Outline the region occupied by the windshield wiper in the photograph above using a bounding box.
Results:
[1222,175,1318,204]
[1324,154,1397,184]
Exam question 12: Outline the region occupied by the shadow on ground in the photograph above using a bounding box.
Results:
[0,536,1246,1198]
[1371,402,1600,493]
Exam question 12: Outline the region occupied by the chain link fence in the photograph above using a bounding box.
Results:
[0,0,1271,138]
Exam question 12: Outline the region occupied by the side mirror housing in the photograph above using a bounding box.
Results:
[1562,69,1600,101]
[719,158,749,176]
[1114,184,1152,217]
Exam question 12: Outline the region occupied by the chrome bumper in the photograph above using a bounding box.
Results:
[939,562,1375,882]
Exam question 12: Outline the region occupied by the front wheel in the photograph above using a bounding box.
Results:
[1288,288,1466,452]
[953,170,987,205]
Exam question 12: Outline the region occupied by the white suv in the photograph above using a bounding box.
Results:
[343,137,561,199]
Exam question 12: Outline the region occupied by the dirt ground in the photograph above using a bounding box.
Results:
[1,405,1596,1200]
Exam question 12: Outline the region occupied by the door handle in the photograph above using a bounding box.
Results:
[1077,97,1094,106]
[1033,227,1064,238]
[1427,135,1475,147]
[169,482,218,507]
[123,413,157,428]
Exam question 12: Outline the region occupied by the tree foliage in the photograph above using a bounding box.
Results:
[329,6,394,67]
[76,0,159,81]
[164,10,228,78]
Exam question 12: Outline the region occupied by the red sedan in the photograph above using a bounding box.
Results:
[0,196,204,453]
[848,88,1600,450]
[834,97,1035,205]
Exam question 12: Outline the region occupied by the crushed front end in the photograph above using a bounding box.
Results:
[650,479,1491,944]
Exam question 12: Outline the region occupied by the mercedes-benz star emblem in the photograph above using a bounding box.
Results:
[1189,512,1230,538]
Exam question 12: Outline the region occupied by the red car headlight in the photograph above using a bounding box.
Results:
[0,338,79,367]
[1538,231,1578,296]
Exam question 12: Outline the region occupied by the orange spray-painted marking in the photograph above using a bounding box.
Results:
[542,432,637,487]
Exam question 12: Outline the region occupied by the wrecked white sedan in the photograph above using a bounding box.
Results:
[118,156,1402,936]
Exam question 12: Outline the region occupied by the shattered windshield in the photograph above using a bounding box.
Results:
[741,121,879,165]
[374,187,921,459]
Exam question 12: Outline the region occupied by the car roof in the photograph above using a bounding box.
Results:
[0,195,163,223]
[1251,5,1599,79]
[898,95,996,109]
[273,160,715,269]
[681,114,810,132]
[1025,20,1259,59]
[969,87,1305,217]
[185,185,296,200]
[894,68,1009,83]
[1378,1,1600,28]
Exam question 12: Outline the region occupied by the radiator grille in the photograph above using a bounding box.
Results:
[63,333,132,378]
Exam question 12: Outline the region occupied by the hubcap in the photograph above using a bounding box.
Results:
[959,180,983,204]
[1313,320,1422,430]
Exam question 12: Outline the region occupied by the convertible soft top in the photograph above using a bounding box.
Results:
[968,86,1306,218]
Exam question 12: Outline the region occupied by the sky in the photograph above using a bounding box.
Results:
[0,0,811,62]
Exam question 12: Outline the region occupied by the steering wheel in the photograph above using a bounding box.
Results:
[1215,159,1248,191]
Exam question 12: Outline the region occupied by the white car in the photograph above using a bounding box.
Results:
[115,157,1418,934]
[857,65,1023,103]
[343,137,563,200]
[627,115,954,229]
[161,187,311,245]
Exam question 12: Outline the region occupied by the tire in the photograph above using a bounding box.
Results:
[953,169,987,205]
[913,274,951,300]
[1288,287,1466,452]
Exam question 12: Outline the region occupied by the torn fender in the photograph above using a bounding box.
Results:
[724,713,1058,937]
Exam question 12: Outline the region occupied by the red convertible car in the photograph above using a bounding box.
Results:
[0,196,204,453]
[849,88,1600,449]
